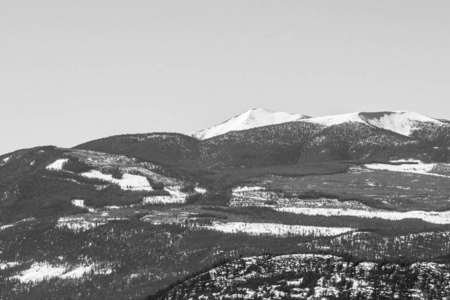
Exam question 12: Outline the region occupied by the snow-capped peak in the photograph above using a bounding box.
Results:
[301,110,445,136]
[191,108,309,140]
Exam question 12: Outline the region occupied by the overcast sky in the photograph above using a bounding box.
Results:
[1,0,450,155]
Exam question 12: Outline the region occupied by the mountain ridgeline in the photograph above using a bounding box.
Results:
[75,110,450,168]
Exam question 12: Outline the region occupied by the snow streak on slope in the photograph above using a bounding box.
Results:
[12,262,112,283]
[205,222,353,236]
[277,207,450,224]
[191,108,308,139]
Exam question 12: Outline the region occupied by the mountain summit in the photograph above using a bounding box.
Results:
[191,108,309,139]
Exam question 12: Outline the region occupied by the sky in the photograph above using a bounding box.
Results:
[1,0,450,155]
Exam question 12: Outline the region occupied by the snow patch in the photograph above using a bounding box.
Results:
[194,187,207,194]
[143,186,189,204]
[0,261,19,270]
[0,224,14,231]
[105,205,121,209]
[46,159,68,171]
[233,186,264,193]
[12,263,66,282]
[56,217,106,231]
[1,156,11,165]
[143,196,184,204]
[80,170,153,191]
[390,159,422,163]
[71,199,95,212]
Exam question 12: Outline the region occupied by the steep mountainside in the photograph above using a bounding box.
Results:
[298,122,419,162]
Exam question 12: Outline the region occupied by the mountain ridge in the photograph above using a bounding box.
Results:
[74,109,450,169]
[190,108,448,141]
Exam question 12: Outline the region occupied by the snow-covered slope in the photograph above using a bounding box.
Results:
[192,109,446,140]
[301,112,365,127]
[359,111,444,136]
[302,110,446,136]
[191,108,309,140]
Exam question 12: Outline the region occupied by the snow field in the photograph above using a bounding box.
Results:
[365,161,450,177]
[192,109,447,140]
[361,111,443,136]
[204,222,353,237]
[277,207,450,224]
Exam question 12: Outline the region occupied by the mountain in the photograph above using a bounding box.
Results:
[2,108,450,300]
[76,110,450,169]
[190,108,309,140]
[191,109,447,141]
[302,110,446,137]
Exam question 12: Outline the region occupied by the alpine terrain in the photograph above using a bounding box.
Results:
[1,108,450,300]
